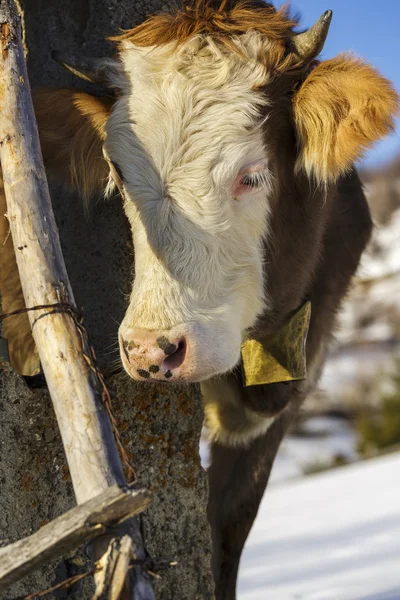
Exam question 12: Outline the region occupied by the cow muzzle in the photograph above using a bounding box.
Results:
[118,322,240,383]
[119,326,188,382]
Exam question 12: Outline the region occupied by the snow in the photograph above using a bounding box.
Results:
[334,206,400,346]
[270,416,358,483]
[238,453,400,600]
[320,343,400,398]
[360,208,400,280]
[201,416,358,484]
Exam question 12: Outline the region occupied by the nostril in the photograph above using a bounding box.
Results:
[162,339,186,372]
[157,335,179,356]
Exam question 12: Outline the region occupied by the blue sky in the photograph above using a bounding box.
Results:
[277,0,400,168]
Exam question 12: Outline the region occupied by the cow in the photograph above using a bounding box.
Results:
[6,1,399,598]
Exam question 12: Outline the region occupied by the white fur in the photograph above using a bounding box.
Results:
[105,33,276,380]
[201,377,275,446]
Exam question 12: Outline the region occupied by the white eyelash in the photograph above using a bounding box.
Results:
[241,170,271,189]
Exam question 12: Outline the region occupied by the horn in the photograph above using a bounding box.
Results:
[51,51,112,87]
[292,10,333,63]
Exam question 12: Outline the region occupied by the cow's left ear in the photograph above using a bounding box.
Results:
[33,89,113,200]
[293,54,399,184]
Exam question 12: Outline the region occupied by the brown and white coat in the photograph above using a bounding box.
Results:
[1,2,398,598]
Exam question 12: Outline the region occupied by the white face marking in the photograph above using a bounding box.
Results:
[105,33,275,381]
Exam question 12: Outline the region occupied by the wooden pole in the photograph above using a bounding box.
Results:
[0,484,151,591]
[0,2,154,598]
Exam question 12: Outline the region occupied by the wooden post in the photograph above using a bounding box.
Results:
[0,484,151,591]
[0,1,154,597]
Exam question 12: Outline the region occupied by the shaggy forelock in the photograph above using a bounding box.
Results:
[112,0,297,55]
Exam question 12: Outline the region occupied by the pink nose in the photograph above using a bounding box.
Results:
[119,327,187,381]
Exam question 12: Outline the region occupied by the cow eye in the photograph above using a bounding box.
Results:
[239,171,269,189]
[232,164,270,198]
[240,173,260,188]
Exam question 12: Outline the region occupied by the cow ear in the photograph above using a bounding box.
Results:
[292,54,399,184]
[33,89,113,199]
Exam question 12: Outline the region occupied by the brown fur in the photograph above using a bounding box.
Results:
[0,173,40,375]
[113,0,297,56]
[293,54,400,183]
[33,89,112,200]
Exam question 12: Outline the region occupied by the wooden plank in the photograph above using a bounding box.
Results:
[0,485,151,591]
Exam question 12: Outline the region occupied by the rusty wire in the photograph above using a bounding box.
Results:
[9,556,177,599]
[12,565,101,600]
[0,302,136,482]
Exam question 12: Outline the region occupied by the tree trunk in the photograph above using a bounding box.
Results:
[0,1,214,599]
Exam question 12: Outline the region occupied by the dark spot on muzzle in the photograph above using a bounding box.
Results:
[137,369,150,379]
[149,365,159,374]
[165,370,173,379]
[123,339,138,352]
[156,336,177,355]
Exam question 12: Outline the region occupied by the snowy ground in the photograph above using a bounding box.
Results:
[270,416,358,483]
[238,453,400,600]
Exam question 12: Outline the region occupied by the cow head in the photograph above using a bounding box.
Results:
[43,1,398,384]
